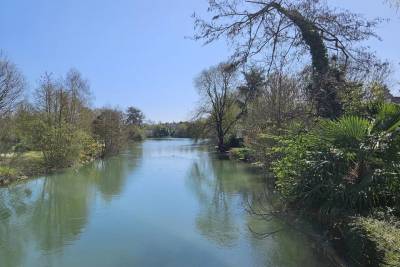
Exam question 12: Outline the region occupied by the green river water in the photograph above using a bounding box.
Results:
[0,139,332,267]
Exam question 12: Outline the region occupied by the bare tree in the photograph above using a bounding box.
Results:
[0,56,24,117]
[193,0,381,118]
[65,69,91,125]
[195,63,242,152]
[35,70,91,127]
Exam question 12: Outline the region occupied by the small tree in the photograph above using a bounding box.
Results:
[125,106,145,126]
[92,108,124,155]
[195,63,243,152]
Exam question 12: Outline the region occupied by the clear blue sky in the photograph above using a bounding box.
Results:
[0,0,399,122]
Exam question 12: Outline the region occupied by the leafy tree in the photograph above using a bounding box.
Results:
[125,106,145,126]
[92,108,124,155]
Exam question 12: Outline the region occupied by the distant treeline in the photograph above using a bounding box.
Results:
[146,121,203,138]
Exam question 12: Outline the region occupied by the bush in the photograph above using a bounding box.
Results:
[38,122,84,169]
[0,166,18,185]
[0,166,17,178]
[229,147,254,161]
[126,125,145,141]
[78,132,103,163]
[272,106,400,219]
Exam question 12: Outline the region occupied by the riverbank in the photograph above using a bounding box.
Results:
[229,147,400,267]
[0,151,44,186]
[0,149,101,186]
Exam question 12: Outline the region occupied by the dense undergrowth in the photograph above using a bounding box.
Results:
[230,102,400,266]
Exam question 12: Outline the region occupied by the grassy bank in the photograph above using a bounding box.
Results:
[0,151,44,185]
[0,146,103,186]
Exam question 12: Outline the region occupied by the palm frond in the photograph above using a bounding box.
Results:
[372,103,400,133]
[320,116,370,147]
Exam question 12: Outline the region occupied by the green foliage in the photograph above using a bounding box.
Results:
[229,147,254,161]
[319,116,370,148]
[125,106,145,126]
[339,83,368,116]
[344,216,400,266]
[0,166,18,185]
[272,104,400,219]
[372,103,400,133]
[125,125,145,141]
[78,132,103,163]
[92,109,125,155]
[0,166,17,179]
[38,122,84,169]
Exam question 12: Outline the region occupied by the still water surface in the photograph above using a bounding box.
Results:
[0,139,332,267]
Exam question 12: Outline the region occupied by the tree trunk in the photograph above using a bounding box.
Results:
[271,3,342,118]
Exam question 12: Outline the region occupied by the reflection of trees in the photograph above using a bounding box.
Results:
[0,186,32,267]
[31,170,94,251]
[186,152,264,247]
[186,152,330,267]
[0,143,142,266]
[92,144,142,201]
[244,184,333,267]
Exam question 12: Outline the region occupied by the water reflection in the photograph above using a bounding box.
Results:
[186,152,264,247]
[186,149,332,267]
[0,144,142,267]
[0,139,331,267]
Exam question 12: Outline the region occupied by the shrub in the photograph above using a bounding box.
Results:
[229,147,254,161]
[0,166,17,178]
[78,131,103,163]
[38,122,84,169]
[272,105,400,219]
[0,166,18,185]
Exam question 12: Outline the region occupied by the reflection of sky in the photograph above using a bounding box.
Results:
[0,139,332,267]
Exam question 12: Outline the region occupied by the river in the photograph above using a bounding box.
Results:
[0,139,332,267]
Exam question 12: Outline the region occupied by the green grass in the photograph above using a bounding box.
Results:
[0,151,45,185]
[356,217,400,266]
[343,216,400,266]
[0,166,18,185]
